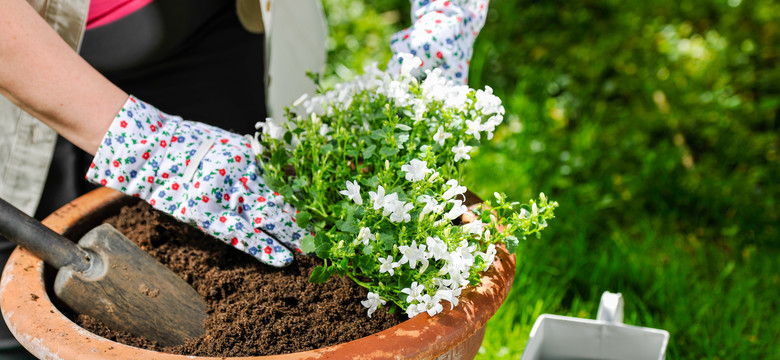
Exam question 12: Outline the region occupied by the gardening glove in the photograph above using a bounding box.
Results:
[387,0,489,84]
[86,96,307,267]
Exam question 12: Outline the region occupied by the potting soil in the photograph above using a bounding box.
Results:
[69,201,405,357]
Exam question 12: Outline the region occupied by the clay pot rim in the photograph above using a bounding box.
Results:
[1,187,516,359]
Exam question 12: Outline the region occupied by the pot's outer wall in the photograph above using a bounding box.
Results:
[1,187,516,360]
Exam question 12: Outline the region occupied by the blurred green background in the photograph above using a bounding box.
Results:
[319,0,779,358]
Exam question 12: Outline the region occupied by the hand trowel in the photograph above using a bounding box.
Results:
[0,197,206,346]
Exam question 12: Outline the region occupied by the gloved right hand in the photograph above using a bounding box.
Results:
[86,96,309,267]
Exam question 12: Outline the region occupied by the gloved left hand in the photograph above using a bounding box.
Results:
[86,96,307,267]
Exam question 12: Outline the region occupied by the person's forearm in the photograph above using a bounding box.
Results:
[0,0,128,155]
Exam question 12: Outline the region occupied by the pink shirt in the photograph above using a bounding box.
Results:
[86,0,155,29]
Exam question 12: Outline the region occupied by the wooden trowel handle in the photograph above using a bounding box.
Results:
[0,197,91,272]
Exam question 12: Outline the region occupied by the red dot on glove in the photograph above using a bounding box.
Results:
[231,238,239,246]
[264,246,272,254]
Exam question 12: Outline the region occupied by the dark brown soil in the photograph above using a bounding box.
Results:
[68,201,405,357]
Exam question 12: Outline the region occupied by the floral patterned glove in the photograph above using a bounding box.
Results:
[86,96,307,267]
[387,0,490,84]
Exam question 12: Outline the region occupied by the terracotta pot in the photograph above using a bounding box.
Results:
[1,187,516,359]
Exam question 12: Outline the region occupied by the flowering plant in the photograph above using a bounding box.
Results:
[254,55,557,318]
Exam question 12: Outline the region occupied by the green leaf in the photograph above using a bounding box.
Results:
[292,177,308,192]
[370,129,386,140]
[379,147,399,157]
[270,147,287,167]
[336,216,359,234]
[283,131,293,144]
[309,265,330,283]
[481,209,492,223]
[361,244,374,255]
[357,254,374,273]
[362,145,377,160]
[505,235,519,254]
[380,232,395,251]
[300,234,316,254]
[314,233,332,258]
[320,143,334,153]
[365,175,380,188]
[297,211,312,228]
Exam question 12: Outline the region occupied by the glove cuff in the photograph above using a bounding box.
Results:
[86,95,182,198]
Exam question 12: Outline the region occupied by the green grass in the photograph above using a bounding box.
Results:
[320,0,780,358]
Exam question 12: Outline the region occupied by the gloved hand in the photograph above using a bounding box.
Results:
[387,0,489,84]
[86,96,307,267]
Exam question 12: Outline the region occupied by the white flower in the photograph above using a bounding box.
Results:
[378,255,400,275]
[434,288,462,310]
[421,68,450,100]
[427,170,439,183]
[401,281,426,303]
[385,80,412,106]
[442,179,467,200]
[248,133,264,157]
[432,126,453,146]
[319,123,332,137]
[398,53,423,77]
[292,93,309,107]
[405,303,423,318]
[445,199,468,220]
[463,219,484,236]
[420,294,444,316]
[481,114,503,140]
[356,227,376,246]
[465,118,482,140]
[452,140,473,162]
[361,292,386,318]
[381,193,401,217]
[456,239,477,266]
[426,236,450,261]
[443,85,471,110]
[339,180,363,205]
[398,240,429,271]
[417,195,441,215]
[388,201,414,223]
[256,116,287,141]
[477,244,497,270]
[411,99,427,122]
[475,85,505,115]
[401,159,432,182]
[369,185,388,210]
